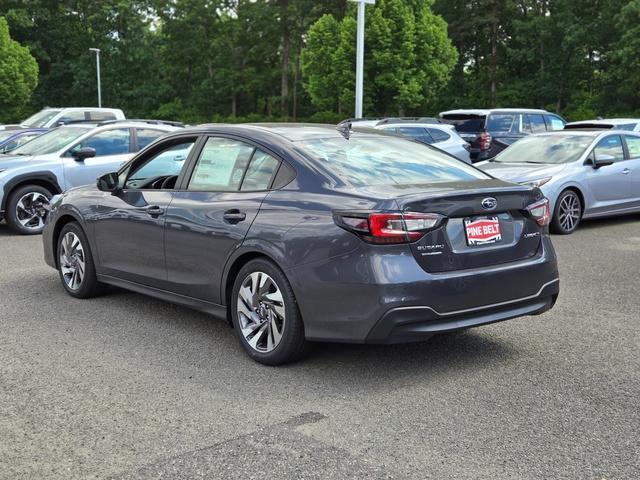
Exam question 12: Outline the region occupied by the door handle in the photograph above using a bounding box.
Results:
[223,209,247,224]
[621,168,631,175]
[145,205,165,217]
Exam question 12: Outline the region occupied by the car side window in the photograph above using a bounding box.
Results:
[426,128,451,142]
[57,111,87,125]
[125,140,195,190]
[397,127,434,144]
[89,111,116,121]
[136,128,166,150]
[526,114,547,133]
[593,135,625,162]
[624,135,640,159]
[187,137,254,191]
[241,150,280,191]
[486,113,517,133]
[545,115,565,131]
[66,128,131,157]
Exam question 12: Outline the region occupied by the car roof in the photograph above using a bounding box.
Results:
[565,118,640,127]
[190,123,355,142]
[40,107,124,113]
[440,108,549,116]
[375,122,452,129]
[58,121,181,132]
[530,129,640,138]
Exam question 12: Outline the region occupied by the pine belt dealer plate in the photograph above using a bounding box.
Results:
[464,216,502,246]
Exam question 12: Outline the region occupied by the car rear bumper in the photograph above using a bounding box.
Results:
[365,278,558,343]
[288,236,559,343]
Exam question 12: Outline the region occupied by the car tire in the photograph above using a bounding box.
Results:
[56,222,105,299]
[551,190,582,235]
[231,258,306,366]
[5,184,52,235]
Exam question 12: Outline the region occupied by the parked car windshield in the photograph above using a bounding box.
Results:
[298,135,488,187]
[21,109,61,128]
[493,134,593,164]
[11,127,88,156]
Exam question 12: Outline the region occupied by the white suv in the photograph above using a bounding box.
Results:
[2,107,126,130]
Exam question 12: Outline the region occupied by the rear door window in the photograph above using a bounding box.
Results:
[426,128,451,142]
[240,150,280,191]
[545,115,565,131]
[486,113,518,133]
[525,114,547,133]
[593,135,625,162]
[397,127,434,144]
[187,137,254,191]
[136,128,166,150]
[57,111,88,125]
[67,128,131,157]
[623,135,640,158]
[89,111,117,121]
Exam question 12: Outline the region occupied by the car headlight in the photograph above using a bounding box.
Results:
[520,177,552,188]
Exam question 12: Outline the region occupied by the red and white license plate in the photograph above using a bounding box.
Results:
[464,216,502,246]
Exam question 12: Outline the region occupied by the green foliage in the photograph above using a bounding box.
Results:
[2,0,640,123]
[302,0,457,116]
[0,17,38,122]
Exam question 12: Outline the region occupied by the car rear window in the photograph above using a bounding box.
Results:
[440,115,486,133]
[297,135,488,187]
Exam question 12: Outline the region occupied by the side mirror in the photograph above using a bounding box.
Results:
[72,147,96,161]
[97,172,120,192]
[593,153,615,168]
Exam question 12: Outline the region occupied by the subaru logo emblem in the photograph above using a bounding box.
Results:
[481,197,497,210]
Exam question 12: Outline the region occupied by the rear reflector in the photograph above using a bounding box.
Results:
[335,211,445,244]
[526,198,551,226]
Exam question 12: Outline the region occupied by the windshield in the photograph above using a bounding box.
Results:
[493,135,593,164]
[297,135,488,187]
[21,109,61,128]
[440,114,486,133]
[12,127,88,156]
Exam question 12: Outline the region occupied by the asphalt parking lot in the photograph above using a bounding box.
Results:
[1,217,639,480]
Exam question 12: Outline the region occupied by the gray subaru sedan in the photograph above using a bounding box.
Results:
[43,124,559,365]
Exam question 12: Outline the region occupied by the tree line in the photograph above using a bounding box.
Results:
[1,0,639,124]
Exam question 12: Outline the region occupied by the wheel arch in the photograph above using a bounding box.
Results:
[50,213,85,268]
[557,185,585,214]
[1,172,62,211]
[221,250,284,323]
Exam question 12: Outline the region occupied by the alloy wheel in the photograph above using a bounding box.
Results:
[15,192,50,231]
[236,271,286,353]
[557,192,581,233]
[59,232,86,291]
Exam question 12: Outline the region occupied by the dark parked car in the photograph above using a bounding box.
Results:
[440,109,566,162]
[43,124,559,365]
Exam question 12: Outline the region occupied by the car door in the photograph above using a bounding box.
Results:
[622,135,640,209]
[583,135,632,213]
[164,136,282,303]
[90,136,198,288]
[62,127,134,189]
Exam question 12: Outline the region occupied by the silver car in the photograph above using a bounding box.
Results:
[565,118,640,132]
[0,120,181,234]
[375,122,471,163]
[478,130,640,234]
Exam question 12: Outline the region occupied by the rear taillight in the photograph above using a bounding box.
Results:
[335,212,445,244]
[479,131,492,150]
[526,198,551,226]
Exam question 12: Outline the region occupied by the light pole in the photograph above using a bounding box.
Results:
[89,48,102,107]
[349,0,375,119]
